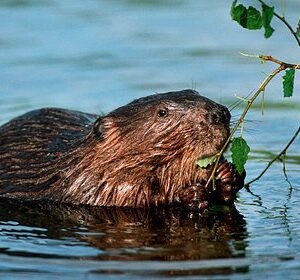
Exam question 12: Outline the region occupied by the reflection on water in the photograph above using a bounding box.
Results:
[0,200,248,277]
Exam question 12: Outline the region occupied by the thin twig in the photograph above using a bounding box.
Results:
[205,64,283,190]
[259,55,300,68]
[205,56,299,191]
[257,0,300,46]
[245,125,300,186]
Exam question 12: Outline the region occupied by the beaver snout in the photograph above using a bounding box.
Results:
[208,106,230,125]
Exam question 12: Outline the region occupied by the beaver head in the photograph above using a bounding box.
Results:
[62,89,231,207]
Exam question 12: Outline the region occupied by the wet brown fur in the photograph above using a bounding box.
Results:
[0,90,231,207]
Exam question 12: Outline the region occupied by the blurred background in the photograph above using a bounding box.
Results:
[0,0,300,279]
[0,0,299,120]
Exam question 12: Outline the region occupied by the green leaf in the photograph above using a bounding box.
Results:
[230,137,250,175]
[196,155,217,168]
[262,4,274,38]
[231,1,262,30]
[246,6,263,30]
[231,1,247,28]
[283,69,295,97]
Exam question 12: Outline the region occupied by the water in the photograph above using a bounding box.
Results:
[0,0,300,279]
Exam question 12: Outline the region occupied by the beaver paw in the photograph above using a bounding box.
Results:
[177,182,209,210]
[212,160,245,204]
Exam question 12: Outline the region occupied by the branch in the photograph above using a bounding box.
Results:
[259,55,300,69]
[257,0,300,47]
[245,125,300,186]
[205,55,299,191]
[205,65,282,190]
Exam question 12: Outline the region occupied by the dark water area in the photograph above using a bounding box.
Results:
[0,0,300,279]
[0,200,249,279]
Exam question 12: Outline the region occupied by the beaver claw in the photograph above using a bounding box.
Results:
[176,160,245,210]
[212,159,245,204]
[177,182,209,211]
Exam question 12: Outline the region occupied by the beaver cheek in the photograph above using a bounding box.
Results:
[211,126,230,151]
[207,111,230,142]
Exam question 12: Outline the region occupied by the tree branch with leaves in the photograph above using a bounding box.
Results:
[197,0,299,192]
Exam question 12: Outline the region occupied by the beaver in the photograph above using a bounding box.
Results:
[0,90,244,210]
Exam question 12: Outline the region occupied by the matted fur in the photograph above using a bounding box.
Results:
[0,90,230,207]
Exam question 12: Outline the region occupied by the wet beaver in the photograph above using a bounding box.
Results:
[0,90,244,210]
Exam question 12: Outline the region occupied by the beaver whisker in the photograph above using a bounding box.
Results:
[229,91,254,112]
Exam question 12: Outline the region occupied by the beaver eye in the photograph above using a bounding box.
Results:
[158,108,168,117]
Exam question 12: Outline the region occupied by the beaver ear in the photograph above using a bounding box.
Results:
[93,117,105,139]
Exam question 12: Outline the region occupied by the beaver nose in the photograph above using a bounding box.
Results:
[209,107,230,125]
